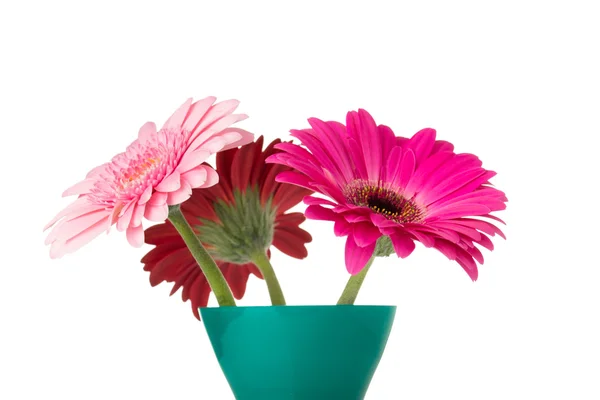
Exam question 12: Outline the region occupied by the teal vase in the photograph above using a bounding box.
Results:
[200,305,396,400]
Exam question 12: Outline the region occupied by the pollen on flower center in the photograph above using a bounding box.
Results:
[117,155,162,192]
[343,180,423,223]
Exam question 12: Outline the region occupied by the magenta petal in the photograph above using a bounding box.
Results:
[389,233,416,258]
[352,222,381,247]
[155,171,181,192]
[407,128,436,166]
[303,196,338,207]
[345,235,376,275]
[305,205,337,221]
[334,218,352,236]
[275,171,314,191]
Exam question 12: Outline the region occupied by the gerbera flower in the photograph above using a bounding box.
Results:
[44,97,253,259]
[266,109,507,281]
[141,136,312,319]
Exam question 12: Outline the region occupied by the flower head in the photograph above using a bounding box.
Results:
[142,136,312,319]
[267,109,507,280]
[44,97,253,258]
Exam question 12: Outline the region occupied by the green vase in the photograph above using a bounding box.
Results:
[200,305,396,400]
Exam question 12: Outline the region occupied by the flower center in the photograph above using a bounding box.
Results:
[116,153,162,193]
[90,128,190,205]
[344,180,423,223]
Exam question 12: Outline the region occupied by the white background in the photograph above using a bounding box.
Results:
[1,1,599,399]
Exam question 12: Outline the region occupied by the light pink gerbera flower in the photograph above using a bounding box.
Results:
[267,109,507,280]
[44,97,253,259]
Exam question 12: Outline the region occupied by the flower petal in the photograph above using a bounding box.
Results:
[144,203,169,222]
[352,222,382,247]
[345,235,376,275]
[389,233,416,258]
[126,224,144,247]
[155,171,181,192]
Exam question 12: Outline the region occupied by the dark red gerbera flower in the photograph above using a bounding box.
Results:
[141,136,312,319]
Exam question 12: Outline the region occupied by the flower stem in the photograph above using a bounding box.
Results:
[251,251,286,306]
[167,205,236,307]
[337,255,376,305]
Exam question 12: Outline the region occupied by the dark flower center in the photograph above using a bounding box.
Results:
[344,180,423,223]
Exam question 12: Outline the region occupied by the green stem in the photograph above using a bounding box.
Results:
[251,251,286,306]
[337,256,376,305]
[167,205,236,307]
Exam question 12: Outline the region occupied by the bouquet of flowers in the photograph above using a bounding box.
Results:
[44,96,506,399]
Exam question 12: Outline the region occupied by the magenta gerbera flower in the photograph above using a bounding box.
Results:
[44,97,253,258]
[267,109,507,280]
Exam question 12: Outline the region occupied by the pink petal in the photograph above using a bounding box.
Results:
[390,233,416,258]
[131,202,146,227]
[138,186,153,205]
[148,191,168,206]
[45,208,110,245]
[178,149,211,173]
[116,201,136,232]
[181,166,208,188]
[126,224,144,247]
[218,128,255,151]
[49,218,109,259]
[345,235,376,275]
[144,203,169,222]
[162,98,193,130]
[188,114,247,152]
[182,96,216,133]
[44,197,96,231]
[167,181,192,205]
[155,170,181,192]
[198,166,219,188]
[62,179,96,197]
[138,121,157,145]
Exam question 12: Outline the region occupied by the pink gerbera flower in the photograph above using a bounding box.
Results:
[44,97,253,258]
[267,109,507,280]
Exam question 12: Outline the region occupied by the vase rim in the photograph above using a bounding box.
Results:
[200,304,397,311]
